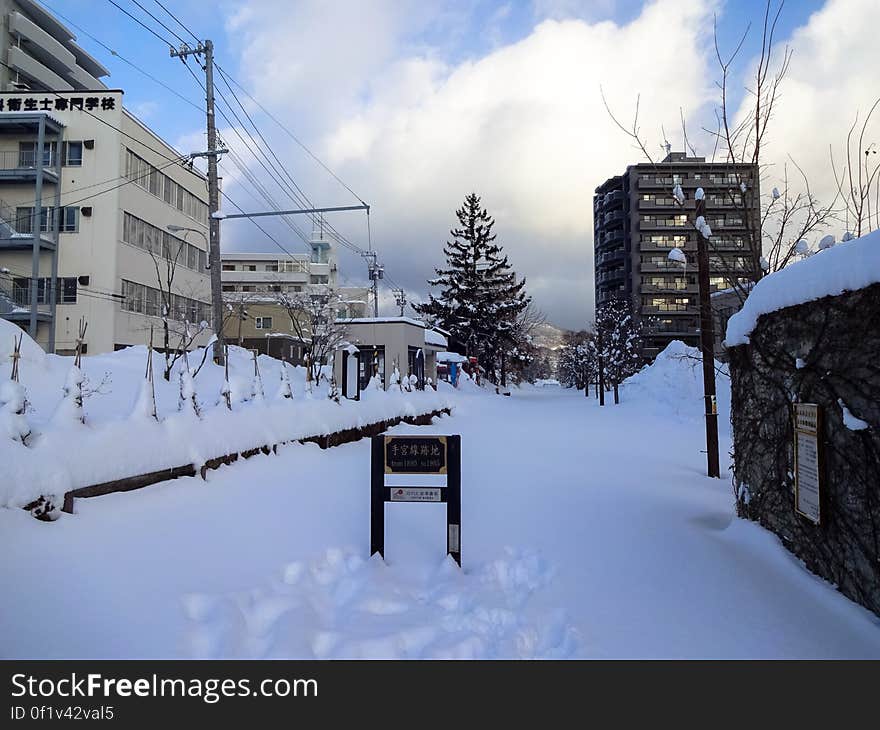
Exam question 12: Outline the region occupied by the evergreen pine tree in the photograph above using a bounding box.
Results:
[415,193,529,384]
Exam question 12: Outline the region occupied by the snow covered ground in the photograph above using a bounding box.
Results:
[2,344,879,658]
[0,321,450,508]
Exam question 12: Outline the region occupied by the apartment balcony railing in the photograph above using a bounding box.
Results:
[597,269,625,285]
[639,218,689,230]
[603,190,625,208]
[0,198,57,250]
[602,209,625,226]
[642,305,699,316]
[596,250,626,268]
[648,321,699,335]
[0,150,60,182]
[641,283,699,294]
[639,260,695,272]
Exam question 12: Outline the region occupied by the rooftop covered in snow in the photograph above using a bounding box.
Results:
[725,229,880,347]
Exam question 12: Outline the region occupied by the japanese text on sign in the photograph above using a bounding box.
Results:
[384,436,447,474]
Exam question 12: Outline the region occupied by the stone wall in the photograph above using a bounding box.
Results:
[728,283,880,616]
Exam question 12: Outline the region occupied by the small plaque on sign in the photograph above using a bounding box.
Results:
[390,487,441,502]
[385,436,447,474]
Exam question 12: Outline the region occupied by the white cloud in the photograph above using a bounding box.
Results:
[223,0,717,328]
[220,0,876,329]
[736,0,880,232]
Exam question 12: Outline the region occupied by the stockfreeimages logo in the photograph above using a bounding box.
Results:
[11,673,318,704]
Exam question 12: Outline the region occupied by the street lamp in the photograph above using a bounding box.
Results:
[166,224,208,260]
[167,224,224,361]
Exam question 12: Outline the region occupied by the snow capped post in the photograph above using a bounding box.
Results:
[220,343,232,410]
[1,333,30,444]
[132,330,158,421]
[54,318,88,426]
[251,351,265,404]
[277,359,293,400]
[178,349,201,418]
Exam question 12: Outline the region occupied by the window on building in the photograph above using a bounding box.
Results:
[310,275,329,285]
[244,265,257,272]
[60,207,79,233]
[265,264,278,271]
[241,285,255,292]
[255,316,273,329]
[62,141,83,167]
[222,284,236,292]
[125,149,208,224]
[268,284,281,292]
[222,264,235,271]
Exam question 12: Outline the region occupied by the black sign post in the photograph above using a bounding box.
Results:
[371,434,461,566]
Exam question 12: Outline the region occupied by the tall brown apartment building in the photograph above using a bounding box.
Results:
[593,152,760,360]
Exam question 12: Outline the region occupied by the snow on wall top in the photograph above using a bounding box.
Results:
[725,229,880,347]
[425,329,448,348]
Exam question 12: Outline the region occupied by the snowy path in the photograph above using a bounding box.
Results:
[2,386,879,658]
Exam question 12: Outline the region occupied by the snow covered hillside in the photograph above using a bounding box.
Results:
[2,341,878,659]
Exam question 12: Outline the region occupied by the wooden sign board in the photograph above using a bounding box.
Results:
[384,435,447,474]
[793,403,823,525]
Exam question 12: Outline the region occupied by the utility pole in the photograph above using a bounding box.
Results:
[363,252,382,317]
[694,191,721,478]
[171,40,225,365]
[393,288,407,317]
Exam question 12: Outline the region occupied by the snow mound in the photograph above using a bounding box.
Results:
[726,229,880,346]
[0,319,45,369]
[621,340,730,426]
[181,547,578,659]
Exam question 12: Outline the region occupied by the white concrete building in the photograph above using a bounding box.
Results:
[220,231,370,359]
[0,0,109,93]
[0,89,213,354]
[334,317,447,390]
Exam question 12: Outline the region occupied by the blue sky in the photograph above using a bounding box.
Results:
[37,1,870,328]
[50,0,826,145]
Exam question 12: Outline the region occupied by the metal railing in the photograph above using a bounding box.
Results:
[0,149,58,172]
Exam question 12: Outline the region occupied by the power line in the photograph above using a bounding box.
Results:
[105,0,175,47]
[215,64,368,207]
[91,7,390,296]
[128,0,189,46]
[0,155,188,231]
[0,58,207,183]
[39,1,203,113]
[151,0,201,45]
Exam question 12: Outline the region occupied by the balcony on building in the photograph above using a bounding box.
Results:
[5,3,109,92]
[0,276,52,322]
[0,116,63,185]
[595,249,626,269]
[602,189,625,209]
[595,228,625,253]
[602,209,625,227]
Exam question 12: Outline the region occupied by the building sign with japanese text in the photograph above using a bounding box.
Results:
[0,94,118,114]
[384,436,447,474]
[794,403,823,524]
